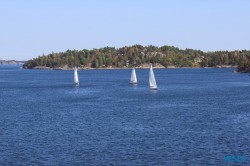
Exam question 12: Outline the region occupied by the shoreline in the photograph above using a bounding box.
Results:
[27,65,237,70]
[236,67,250,73]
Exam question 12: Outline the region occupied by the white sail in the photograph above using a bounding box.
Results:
[74,67,79,85]
[130,67,137,84]
[149,64,157,89]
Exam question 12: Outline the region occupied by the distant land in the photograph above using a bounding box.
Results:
[0,59,26,65]
[23,45,250,72]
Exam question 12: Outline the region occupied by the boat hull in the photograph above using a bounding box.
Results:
[129,81,137,84]
[150,86,157,90]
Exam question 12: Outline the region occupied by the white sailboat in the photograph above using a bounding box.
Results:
[74,67,79,86]
[130,67,137,84]
[149,64,157,90]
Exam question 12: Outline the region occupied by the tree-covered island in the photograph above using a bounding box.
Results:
[23,45,250,72]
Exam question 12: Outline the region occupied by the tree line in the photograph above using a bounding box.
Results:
[23,45,250,71]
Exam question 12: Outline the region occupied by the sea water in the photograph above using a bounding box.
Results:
[0,65,249,165]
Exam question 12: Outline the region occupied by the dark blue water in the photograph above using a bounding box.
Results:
[0,65,250,165]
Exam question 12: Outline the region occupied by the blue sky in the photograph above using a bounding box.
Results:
[1,0,250,60]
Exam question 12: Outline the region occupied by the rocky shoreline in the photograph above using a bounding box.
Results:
[27,64,237,70]
[236,67,250,73]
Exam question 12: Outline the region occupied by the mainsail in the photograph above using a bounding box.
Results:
[130,67,137,84]
[149,64,157,89]
[74,67,79,85]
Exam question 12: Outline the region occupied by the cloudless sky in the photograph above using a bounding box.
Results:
[1,0,250,60]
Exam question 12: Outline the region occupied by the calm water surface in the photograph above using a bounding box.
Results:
[0,65,250,165]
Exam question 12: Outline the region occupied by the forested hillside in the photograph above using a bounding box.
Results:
[23,45,250,70]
